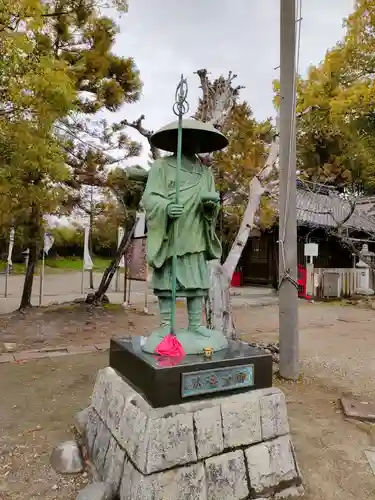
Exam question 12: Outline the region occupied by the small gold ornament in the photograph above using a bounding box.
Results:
[203,347,213,359]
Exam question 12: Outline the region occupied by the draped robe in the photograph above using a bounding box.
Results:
[141,155,221,297]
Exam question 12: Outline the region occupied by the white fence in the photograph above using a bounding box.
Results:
[311,268,364,298]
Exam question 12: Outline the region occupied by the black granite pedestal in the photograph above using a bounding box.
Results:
[110,337,272,408]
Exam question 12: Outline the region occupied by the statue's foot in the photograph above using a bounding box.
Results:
[142,325,228,355]
[152,325,171,339]
[191,325,212,338]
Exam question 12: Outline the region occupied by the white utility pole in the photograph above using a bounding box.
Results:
[278,0,299,379]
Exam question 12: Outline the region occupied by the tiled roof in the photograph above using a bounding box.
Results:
[296,183,375,233]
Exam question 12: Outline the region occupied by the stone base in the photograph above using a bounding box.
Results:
[110,338,273,407]
[77,367,304,499]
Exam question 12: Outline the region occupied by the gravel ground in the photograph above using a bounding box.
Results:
[0,353,107,500]
[239,302,375,399]
[1,301,375,499]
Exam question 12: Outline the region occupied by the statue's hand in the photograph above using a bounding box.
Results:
[167,203,183,219]
[201,193,220,208]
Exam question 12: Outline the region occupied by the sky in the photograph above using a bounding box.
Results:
[110,0,355,165]
[54,0,356,227]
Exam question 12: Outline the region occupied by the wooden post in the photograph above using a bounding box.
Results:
[278,0,299,379]
[89,185,94,289]
[81,263,85,295]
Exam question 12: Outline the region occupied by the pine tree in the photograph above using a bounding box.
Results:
[277,0,375,193]
[0,0,142,308]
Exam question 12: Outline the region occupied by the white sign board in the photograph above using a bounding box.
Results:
[134,212,146,238]
[118,227,125,268]
[304,242,318,257]
[83,226,93,270]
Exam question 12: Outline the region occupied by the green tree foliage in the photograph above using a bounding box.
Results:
[213,103,274,251]
[213,102,273,204]
[194,73,274,250]
[273,0,375,193]
[0,0,141,307]
[107,166,145,224]
[0,0,77,306]
[0,0,76,227]
[48,0,142,194]
[48,0,143,289]
[49,217,118,257]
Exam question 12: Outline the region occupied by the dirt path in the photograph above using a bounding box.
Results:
[0,353,107,500]
[0,272,149,314]
[0,352,374,500]
[1,301,375,498]
[281,377,375,500]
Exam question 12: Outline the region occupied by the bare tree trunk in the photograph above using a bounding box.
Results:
[206,134,279,337]
[206,259,235,336]
[19,206,41,310]
[206,177,266,338]
[19,244,38,310]
[222,177,265,278]
[91,216,137,304]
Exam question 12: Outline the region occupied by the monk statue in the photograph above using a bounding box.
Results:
[141,117,230,355]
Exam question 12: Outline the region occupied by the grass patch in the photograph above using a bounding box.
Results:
[45,256,112,272]
[102,303,123,311]
[0,262,27,275]
[0,256,116,275]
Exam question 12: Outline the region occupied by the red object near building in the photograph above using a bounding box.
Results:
[297,264,310,300]
[231,271,242,287]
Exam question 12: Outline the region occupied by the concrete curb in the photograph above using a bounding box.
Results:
[0,343,109,364]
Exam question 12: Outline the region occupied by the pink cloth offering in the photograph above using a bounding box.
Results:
[155,334,186,357]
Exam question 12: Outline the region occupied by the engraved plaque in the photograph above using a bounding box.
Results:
[181,365,254,398]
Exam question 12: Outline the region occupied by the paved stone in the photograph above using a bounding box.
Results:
[245,435,298,495]
[91,370,109,414]
[86,408,100,457]
[106,389,126,443]
[95,343,110,351]
[102,437,125,497]
[193,406,224,459]
[3,342,17,352]
[86,368,302,500]
[76,407,90,436]
[260,390,289,440]
[33,346,67,353]
[145,412,197,474]
[119,457,132,500]
[120,460,206,500]
[14,351,50,361]
[0,345,110,364]
[76,482,111,500]
[92,420,111,478]
[364,449,375,475]
[205,450,249,500]
[118,397,148,471]
[47,351,69,358]
[92,368,121,421]
[67,345,97,354]
[221,393,262,448]
[0,353,14,363]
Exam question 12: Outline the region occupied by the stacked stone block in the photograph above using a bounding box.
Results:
[79,367,303,499]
